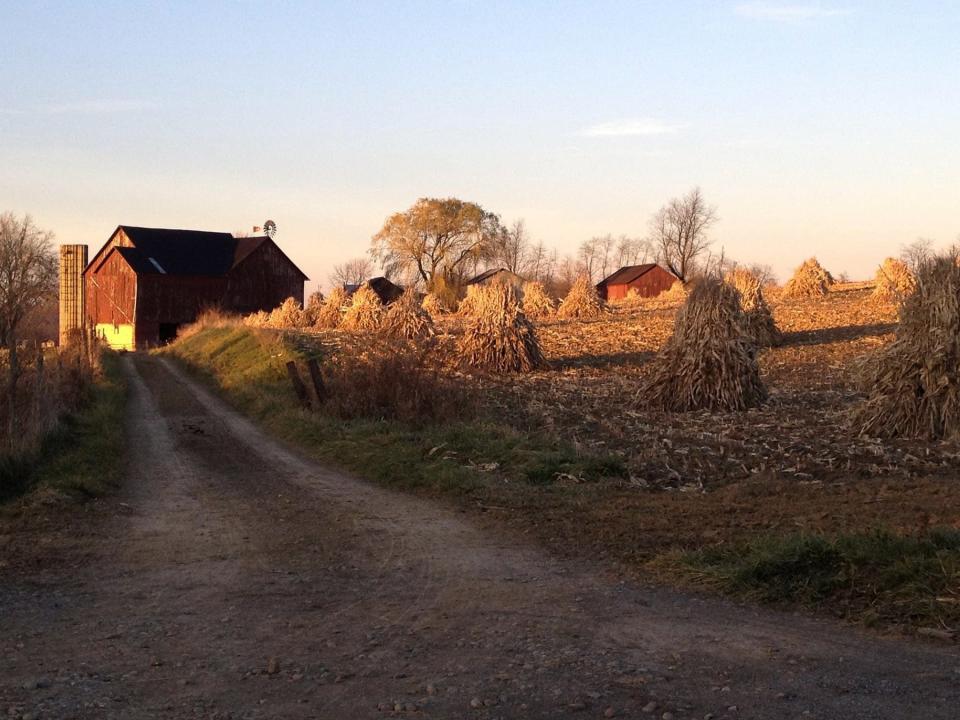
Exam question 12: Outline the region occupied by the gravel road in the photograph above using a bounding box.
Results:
[1,354,958,719]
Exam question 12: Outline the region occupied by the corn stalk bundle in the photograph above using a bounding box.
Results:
[457,284,546,373]
[872,257,916,304]
[725,268,781,347]
[266,297,306,328]
[243,310,269,327]
[853,256,960,439]
[341,283,384,332]
[383,287,435,340]
[784,258,833,298]
[659,280,689,302]
[421,292,449,317]
[303,290,325,325]
[641,278,767,412]
[457,285,482,316]
[557,276,606,319]
[314,286,348,329]
[521,281,555,319]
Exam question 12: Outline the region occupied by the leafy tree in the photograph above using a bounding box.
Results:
[371,198,503,289]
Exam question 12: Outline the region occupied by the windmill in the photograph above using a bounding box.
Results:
[263,220,277,239]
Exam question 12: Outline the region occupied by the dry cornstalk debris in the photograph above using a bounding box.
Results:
[457,285,482,316]
[457,284,546,373]
[872,257,916,304]
[725,268,781,347]
[557,276,606,320]
[382,287,435,340]
[641,278,767,412]
[521,281,555,319]
[341,283,384,332]
[784,258,833,299]
[854,255,960,439]
[421,292,449,317]
[659,280,689,303]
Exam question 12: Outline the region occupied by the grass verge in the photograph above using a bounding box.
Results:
[672,529,960,633]
[0,351,128,503]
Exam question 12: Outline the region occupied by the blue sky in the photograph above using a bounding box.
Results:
[2,1,958,289]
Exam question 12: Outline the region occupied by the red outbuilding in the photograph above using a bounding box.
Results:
[595,264,677,301]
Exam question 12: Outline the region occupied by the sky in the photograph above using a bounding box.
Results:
[1,1,958,290]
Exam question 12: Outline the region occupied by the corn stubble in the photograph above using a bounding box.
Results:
[642,278,767,412]
[457,284,546,373]
[855,255,960,439]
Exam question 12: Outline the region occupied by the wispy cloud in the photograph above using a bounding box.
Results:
[580,118,686,138]
[0,99,159,116]
[734,3,850,21]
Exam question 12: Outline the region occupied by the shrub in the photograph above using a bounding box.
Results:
[458,284,546,373]
[641,277,766,411]
[322,336,463,423]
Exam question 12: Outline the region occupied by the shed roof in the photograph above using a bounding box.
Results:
[465,268,526,285]
[598,264,660,287]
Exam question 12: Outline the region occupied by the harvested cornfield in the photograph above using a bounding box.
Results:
[725,268,781,347]
[266,297,306,329]
[557,277,606,320]
[458,284,545,373]
[784,258,833,299]
[521,281,555,319]
[421,292,449,317]
[854,256,960,439]
[383,287,435,340]
[314,286,348,329]
[341,283,384,332]
[641,278,766,411]
[872,258,915,303]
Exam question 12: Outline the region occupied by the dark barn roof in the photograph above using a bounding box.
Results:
[86,226,307,279]
[344,276,404,304]
[598,264,659,287]
[466,268,511,285]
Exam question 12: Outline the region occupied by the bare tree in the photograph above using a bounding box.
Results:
[491,219,531,274]
[329,257,374,288]
[900,238,935,270]
[0,213,57,394]
[649,187,717,282]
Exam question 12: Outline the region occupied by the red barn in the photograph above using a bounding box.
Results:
[84,226,307,349]
[596,264,677,301]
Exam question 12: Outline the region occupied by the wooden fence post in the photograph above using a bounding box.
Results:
[285,361,311,409]
[306,358,328,404]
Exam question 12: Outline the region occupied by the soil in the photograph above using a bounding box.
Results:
[2,354,959,719]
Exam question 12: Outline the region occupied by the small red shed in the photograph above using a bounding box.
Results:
[596,264,677,301]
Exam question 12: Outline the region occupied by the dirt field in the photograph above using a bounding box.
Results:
[2,354,960,719]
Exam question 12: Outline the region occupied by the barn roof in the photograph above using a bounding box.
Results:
[598,264,659,287]
[86,226,307,279]
[344,276,404,304]
[465,268,511,285]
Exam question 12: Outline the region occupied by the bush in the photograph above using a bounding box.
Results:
[322,336,464,423]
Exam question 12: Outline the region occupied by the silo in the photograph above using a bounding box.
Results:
[59,244,88,345]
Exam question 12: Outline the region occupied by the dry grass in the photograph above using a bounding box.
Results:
[784,258,833,299]
[521,281,555,319]
[341,283,384,332]
[726,268,781,347]
[557,276,606,320]
[872,258,915,304]
[457,284,546,373]
[382,287,435,340]
[854,255,960,439]
[641,278,767,412]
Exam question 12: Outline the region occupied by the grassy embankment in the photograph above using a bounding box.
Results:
[166,325,959,636]
[0,352,128,504]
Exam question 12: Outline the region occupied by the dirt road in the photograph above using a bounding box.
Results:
[2,355,958,719]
